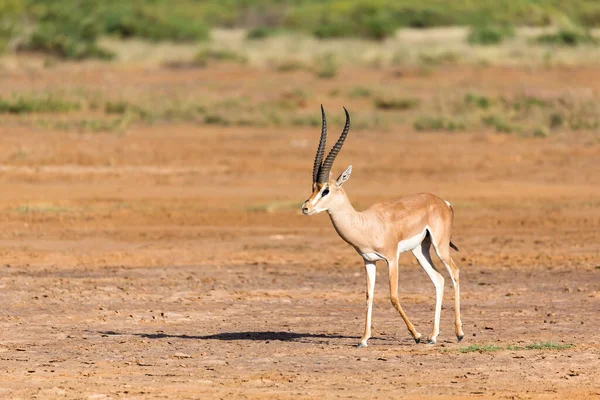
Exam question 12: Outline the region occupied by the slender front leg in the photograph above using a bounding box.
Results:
[388,257,422,343]
[358,262,376,347]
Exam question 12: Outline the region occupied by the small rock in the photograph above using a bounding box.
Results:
[174,352,192,359]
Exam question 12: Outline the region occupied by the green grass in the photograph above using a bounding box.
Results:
[414,116,466,132]
[374,97,420,111]
[193,48,248,67]
[482,115,513,134]
[14,204,74,213]
[536,29,597,46]
[464,93,493,109]
[507,342,573,351]
[6,0,600,60]
[348,87,373,98]
[313,52,338,79]
[467,24,515,46]
[0,95,81,114]
[457,342,573,353]
[459,344,503,353]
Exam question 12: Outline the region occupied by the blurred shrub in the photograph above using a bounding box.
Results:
[414,116,465,132]
[246,27,279,40]
[103,3,209,41]
[4,0,600,58]
[374,97,420,110]
[0,0,24,53]
[313,52,338,78]
[467,24,515,45]
[22,1,114,60]
[482,115,513,133]
[0,95,80,114]
[536,29,597,46]
[193,48,248,67]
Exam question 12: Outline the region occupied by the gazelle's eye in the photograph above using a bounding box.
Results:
[322,188,330,196]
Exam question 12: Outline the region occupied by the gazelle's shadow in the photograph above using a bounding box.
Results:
[99,330,368,343]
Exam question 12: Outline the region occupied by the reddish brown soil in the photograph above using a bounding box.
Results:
[0,63,599,399]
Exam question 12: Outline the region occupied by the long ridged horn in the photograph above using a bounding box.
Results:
[312,104,328,184]
[317,107,350,183]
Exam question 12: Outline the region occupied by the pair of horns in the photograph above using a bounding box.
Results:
[312,105,350,184]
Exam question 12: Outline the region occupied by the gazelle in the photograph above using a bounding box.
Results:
[302,105,464,347]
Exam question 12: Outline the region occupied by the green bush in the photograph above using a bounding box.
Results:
[0,95,80,114]
[374,97,420,110]
[467,24,515,45]
[414,116,465,132]
[103,5,209,42]
[313,53,338,78]
[246,27,279,40]
[193,48,248,67]
[464,93,493,109]
[536,29,597,46]
[482,115,513,133]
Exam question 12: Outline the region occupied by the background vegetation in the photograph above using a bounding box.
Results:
[2,0,600,58]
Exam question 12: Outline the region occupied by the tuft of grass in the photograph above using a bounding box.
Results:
[464,93,493,109]
[104,100,150,119]
[414,116,465,132]
[549,112,564,129]
[14,204,73,213]
[482,115,513,133]
[246,27,279,40]
[313,52,338,79]
[42,117,132,134]
[274,59,308,73]
[204,114,230,125]
[278,89,311,110]
[193,48,248,67]
[348,87,372,98]
[291,114,321,127]
[537,29,597,46]
[456,342,573,353]
[467,24,515,46]
[0,95,81,114]
[374,97,420,111]
[508,342,573,351]
[459,344,502,353]
[418,51,460,66]
[533,126,550,138]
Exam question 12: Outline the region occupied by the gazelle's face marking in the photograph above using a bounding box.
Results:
[302,166,352,216]
[302,182,334,215]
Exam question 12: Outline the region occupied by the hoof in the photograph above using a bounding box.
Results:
[427,339,436,345]
[414,334,422,344]
[457,334,464,342]
[357,342,368,348]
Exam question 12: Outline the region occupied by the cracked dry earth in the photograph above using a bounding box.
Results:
[0,66,599,399]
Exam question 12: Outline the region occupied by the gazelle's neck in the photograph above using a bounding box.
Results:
[326,189,365,247]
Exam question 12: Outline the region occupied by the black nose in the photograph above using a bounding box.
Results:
[302,207,309,214]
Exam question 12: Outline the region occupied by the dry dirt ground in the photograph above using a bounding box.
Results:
[0,63,599,399]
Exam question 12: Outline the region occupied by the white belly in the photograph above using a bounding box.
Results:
[360,252,385,262]
[397,227,428,255]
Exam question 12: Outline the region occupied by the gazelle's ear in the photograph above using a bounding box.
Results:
[335,165,352,187]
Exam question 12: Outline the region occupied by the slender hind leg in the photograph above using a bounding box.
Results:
[358,261,376,348]
[432,241,464,341]
[412,237,444,344]
[387,256,422,343]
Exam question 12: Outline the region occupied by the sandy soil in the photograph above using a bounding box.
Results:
[0,63,599,399]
